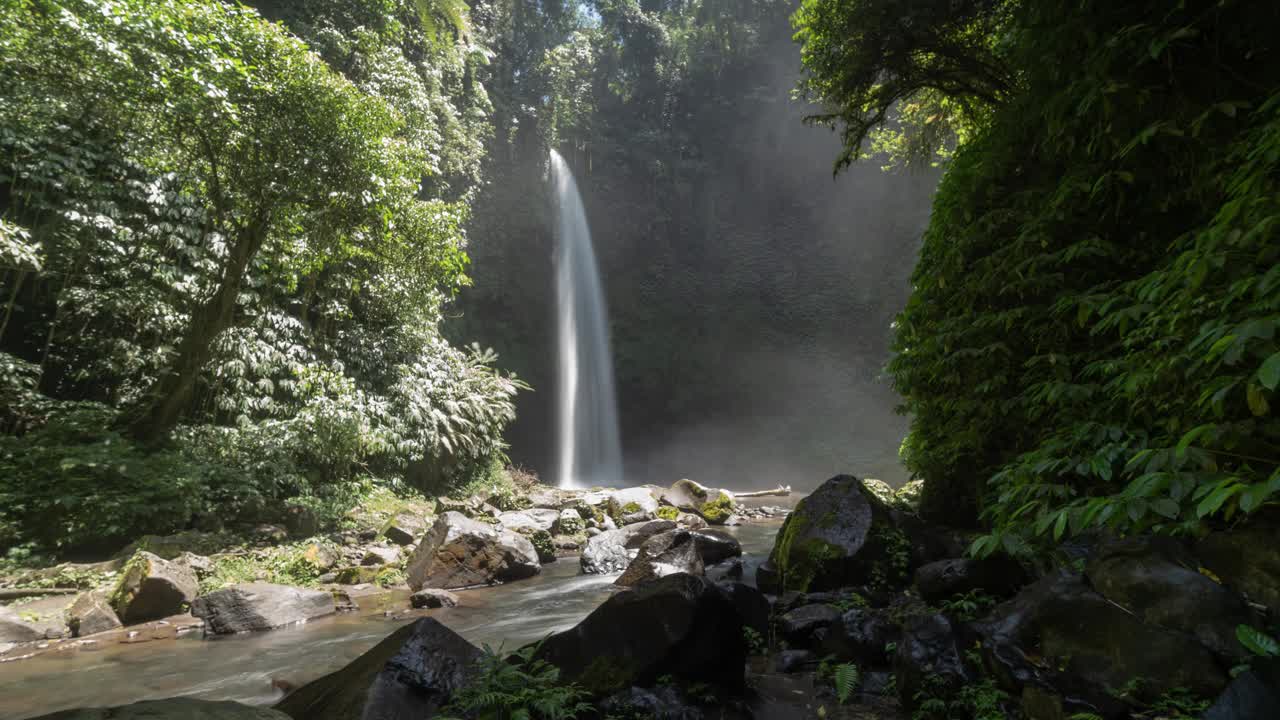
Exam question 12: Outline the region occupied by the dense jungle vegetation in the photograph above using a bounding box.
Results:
[792,0,1280,550]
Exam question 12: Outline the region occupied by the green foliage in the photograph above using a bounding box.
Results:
[938,590,997,622]
[1237,624,1280,658]
[796,0,1280,541]
[743,626,767,655]
[912,675,1008,720]
[1147,688,1210,719]
[827,593,869,612]
[816,657,860,705]
[198,540,342,593]
[443,642,592,720]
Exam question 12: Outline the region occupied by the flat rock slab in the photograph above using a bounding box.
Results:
[192,583,335,634]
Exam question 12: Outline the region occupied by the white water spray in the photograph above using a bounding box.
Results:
[550,149,623,489]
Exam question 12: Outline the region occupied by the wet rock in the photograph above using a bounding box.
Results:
[821,607,900,668]
[914,556,1029,604]
[409,588,459,609]
[706,558,744,583]
[580,519,677,574]
[1198,526,1280,616]
[599,686,705,720]
[406,511,540,590]
[1201,658,1280,720]
[894,613,970,714]
[276,618,480,720]
[192,583,335,634]
[609,487,661,524]
[756,474,905,594]
[282,504,319,538]
[663,479,735,524]
[715,582,769,636]
[382,513,427,546]
[778,604,840,647]
[555,508,584,535]
[112,551,199,625]
[972,570,1228,708]
[30,698,289,719]
[497,509,560,533]
[533,573,746,696]
[67,591,122,637]
[776,649,820,673]
[1087,536,1255,660]
[616,530,704,587]
[690,529,742,565]
[361,547,401,566]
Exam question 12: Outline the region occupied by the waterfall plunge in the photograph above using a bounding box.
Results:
[550,150,623,490]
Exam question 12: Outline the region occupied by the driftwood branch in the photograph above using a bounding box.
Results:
[729,485,792,498]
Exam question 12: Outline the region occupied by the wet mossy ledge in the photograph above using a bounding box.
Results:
[0,471,787,662]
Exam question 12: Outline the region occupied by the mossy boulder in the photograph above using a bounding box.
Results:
[662,479,736,525]
[755,474,905,594]
[110,551,199,624]
[655,506,680,522]
[334,566,381,585]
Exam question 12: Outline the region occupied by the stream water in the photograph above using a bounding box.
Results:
[0,520,782,719]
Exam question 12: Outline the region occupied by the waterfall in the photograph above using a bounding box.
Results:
[550,149,623,490]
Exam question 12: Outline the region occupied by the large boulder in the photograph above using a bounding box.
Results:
[382,513,428,546]
[755,475,905,594]
[1198,526,1280,616]
[973,570,1228,710]
[275,618,480,720]
[1087,536,1256,660]
[67,591,122,637]
[580,519,676,574]
[1201,658,1280,720]
[914,556,1029,604]
[777,604,840,648]
[532,573,746,697]
[715,582,770,636]
[32,699,289,719]
[690,529,741,565]
[192,583,335,634]
[497,508,561,533]
[111,551,199,625]
[615,530,704,587]
[663,480,735,524]
[406,511,541,590]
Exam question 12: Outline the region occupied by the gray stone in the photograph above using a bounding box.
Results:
[67,592,122,637]
[497,509,560,533]
[276,618,480,720]
[616,530,704,587]
[383,513,427,546]
[778,604,840,647]
[112,551,199,625]
[361,547,401,566]
[690,529,742,565]
[580,519,677,574]
[406,512,540,590]
[192,583,335,634]
[409,588,460,609]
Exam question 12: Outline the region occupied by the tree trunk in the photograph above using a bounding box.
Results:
[123,218,267,445]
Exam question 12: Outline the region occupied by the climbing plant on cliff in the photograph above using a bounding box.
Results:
[797,0,1280,547]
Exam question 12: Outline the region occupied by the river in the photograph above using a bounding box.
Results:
[0,520,782,719]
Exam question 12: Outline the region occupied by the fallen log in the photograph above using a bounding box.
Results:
[729,485,792,498]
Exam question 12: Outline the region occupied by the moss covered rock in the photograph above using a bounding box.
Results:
[755,474,905,594]
[662,479,736,525]
[110,551,199,624]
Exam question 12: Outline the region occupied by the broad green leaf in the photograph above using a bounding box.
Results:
[1236,625,1280,657]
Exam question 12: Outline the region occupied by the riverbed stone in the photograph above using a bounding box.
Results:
[616,530,704,587]
[67,591,122,637]
[609,487,661,524]
[276,617,481,720]
[533,573,746,696]
[580,519,677,574]
[31,698,290,719]
[497,508,560,533]
[111,551,199,625]
[409,588,459,609]
[690,528,742,565]
[755,474,904,594]
[663,479,735,524]
[383,513,428,546]
[192,583,335,634]
[361,546,401,566]
[407,511,540,590]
